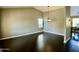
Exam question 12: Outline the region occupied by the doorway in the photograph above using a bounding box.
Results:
[71,17,79,40]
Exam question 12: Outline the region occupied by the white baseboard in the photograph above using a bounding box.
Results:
[2,31,42,40]
[1,30,64,40]
[64,37,70,44]
[44,30,64,36]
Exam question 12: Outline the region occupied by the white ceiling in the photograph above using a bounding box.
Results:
[33,6,65,12]
[0,6,65,12]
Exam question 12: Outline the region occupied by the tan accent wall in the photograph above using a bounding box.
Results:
[1,8,43,38]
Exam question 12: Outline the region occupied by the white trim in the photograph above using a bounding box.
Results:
[64,37,70,44]
[44,30,64,36]
[1,31,42,40]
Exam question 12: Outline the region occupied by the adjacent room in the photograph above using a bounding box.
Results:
[0,6,65,52]
[65,6,79,52]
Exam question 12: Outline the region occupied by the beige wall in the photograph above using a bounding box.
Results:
[65,17,71,40]
[0,9,2,38]
[43,8,65,36]
[1,8,43,38]
[65,6,71,41]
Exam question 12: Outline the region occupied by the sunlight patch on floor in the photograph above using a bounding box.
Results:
[37,34,45,51]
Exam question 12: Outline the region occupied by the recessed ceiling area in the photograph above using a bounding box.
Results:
[33,6,65,12]
[0,6,65,12]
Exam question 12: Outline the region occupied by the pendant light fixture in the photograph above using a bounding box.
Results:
[47,6,52,22]
[47,6,56,22]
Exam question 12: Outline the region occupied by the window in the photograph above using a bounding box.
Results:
[72,18,79,27]
[38,18,43,28]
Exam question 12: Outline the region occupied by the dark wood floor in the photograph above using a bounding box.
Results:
[65,33,79,52]
[0,32,64,52]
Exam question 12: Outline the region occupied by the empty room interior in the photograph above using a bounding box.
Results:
[0,6,66,52]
